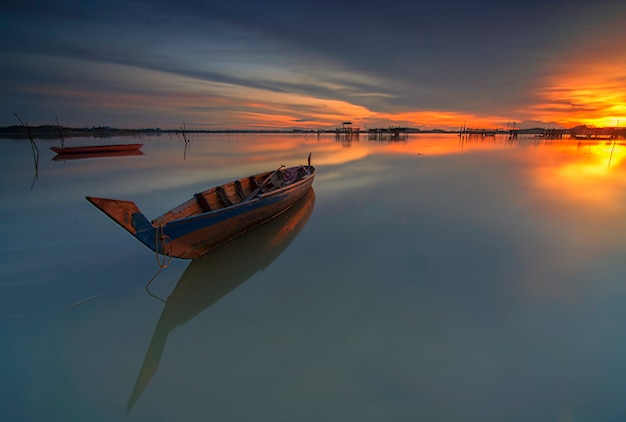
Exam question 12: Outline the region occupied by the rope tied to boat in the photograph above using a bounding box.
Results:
[155,225,172,269]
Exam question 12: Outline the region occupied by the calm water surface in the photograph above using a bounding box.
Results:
[2,133,626,421]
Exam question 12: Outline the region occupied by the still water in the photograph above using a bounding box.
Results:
[2,133,626,421]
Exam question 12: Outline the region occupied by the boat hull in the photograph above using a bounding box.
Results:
[52,150,144,161]
[50,143,143,154]
[158,174,314,258]
[87,164,315,259]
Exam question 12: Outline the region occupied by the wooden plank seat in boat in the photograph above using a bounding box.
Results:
[234,180,247,201]
[216,186,233,207]
[194,193,212,212]
[249,176,259,190]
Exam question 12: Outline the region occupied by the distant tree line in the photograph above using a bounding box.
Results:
[2,123,625,140]
[0,125,158,139]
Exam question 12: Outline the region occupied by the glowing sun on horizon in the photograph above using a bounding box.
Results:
[532,24,626,128]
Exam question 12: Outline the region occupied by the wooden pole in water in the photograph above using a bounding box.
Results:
[608,140,616,168]
[14,113,39,189]
[14,113,39,160]
[56,117,65,147]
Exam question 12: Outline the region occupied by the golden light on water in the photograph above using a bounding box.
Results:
[527,141,626,212]
[557,142,626,182]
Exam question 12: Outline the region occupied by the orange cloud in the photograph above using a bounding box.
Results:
[530,24,626,128]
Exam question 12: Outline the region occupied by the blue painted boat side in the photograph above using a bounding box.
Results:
[159,175,314,258]
[166,190,286,238]
[168,174,312,232]
[131,213,160,252]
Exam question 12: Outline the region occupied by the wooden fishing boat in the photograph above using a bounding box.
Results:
[86,156,315,259]
[52,150,144,161]
[50,143,143,154]
[126,188,315,411]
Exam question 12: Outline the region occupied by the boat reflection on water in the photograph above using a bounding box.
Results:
[126,188,316,411]
[52,150,144,161]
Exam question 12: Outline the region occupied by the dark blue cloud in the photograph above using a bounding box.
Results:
[1,0,625,126]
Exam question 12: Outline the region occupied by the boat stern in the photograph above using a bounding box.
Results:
[86,196,157,250]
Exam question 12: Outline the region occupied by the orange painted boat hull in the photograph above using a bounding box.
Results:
[50,143,143,154]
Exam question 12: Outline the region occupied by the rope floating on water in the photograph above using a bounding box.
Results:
[0,293,104,319]
[144,265,166,304]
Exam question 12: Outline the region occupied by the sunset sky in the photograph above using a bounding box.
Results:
[2,0,626,131]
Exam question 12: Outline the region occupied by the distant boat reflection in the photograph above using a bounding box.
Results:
[52,150,144,161]
[126,189,316,411]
